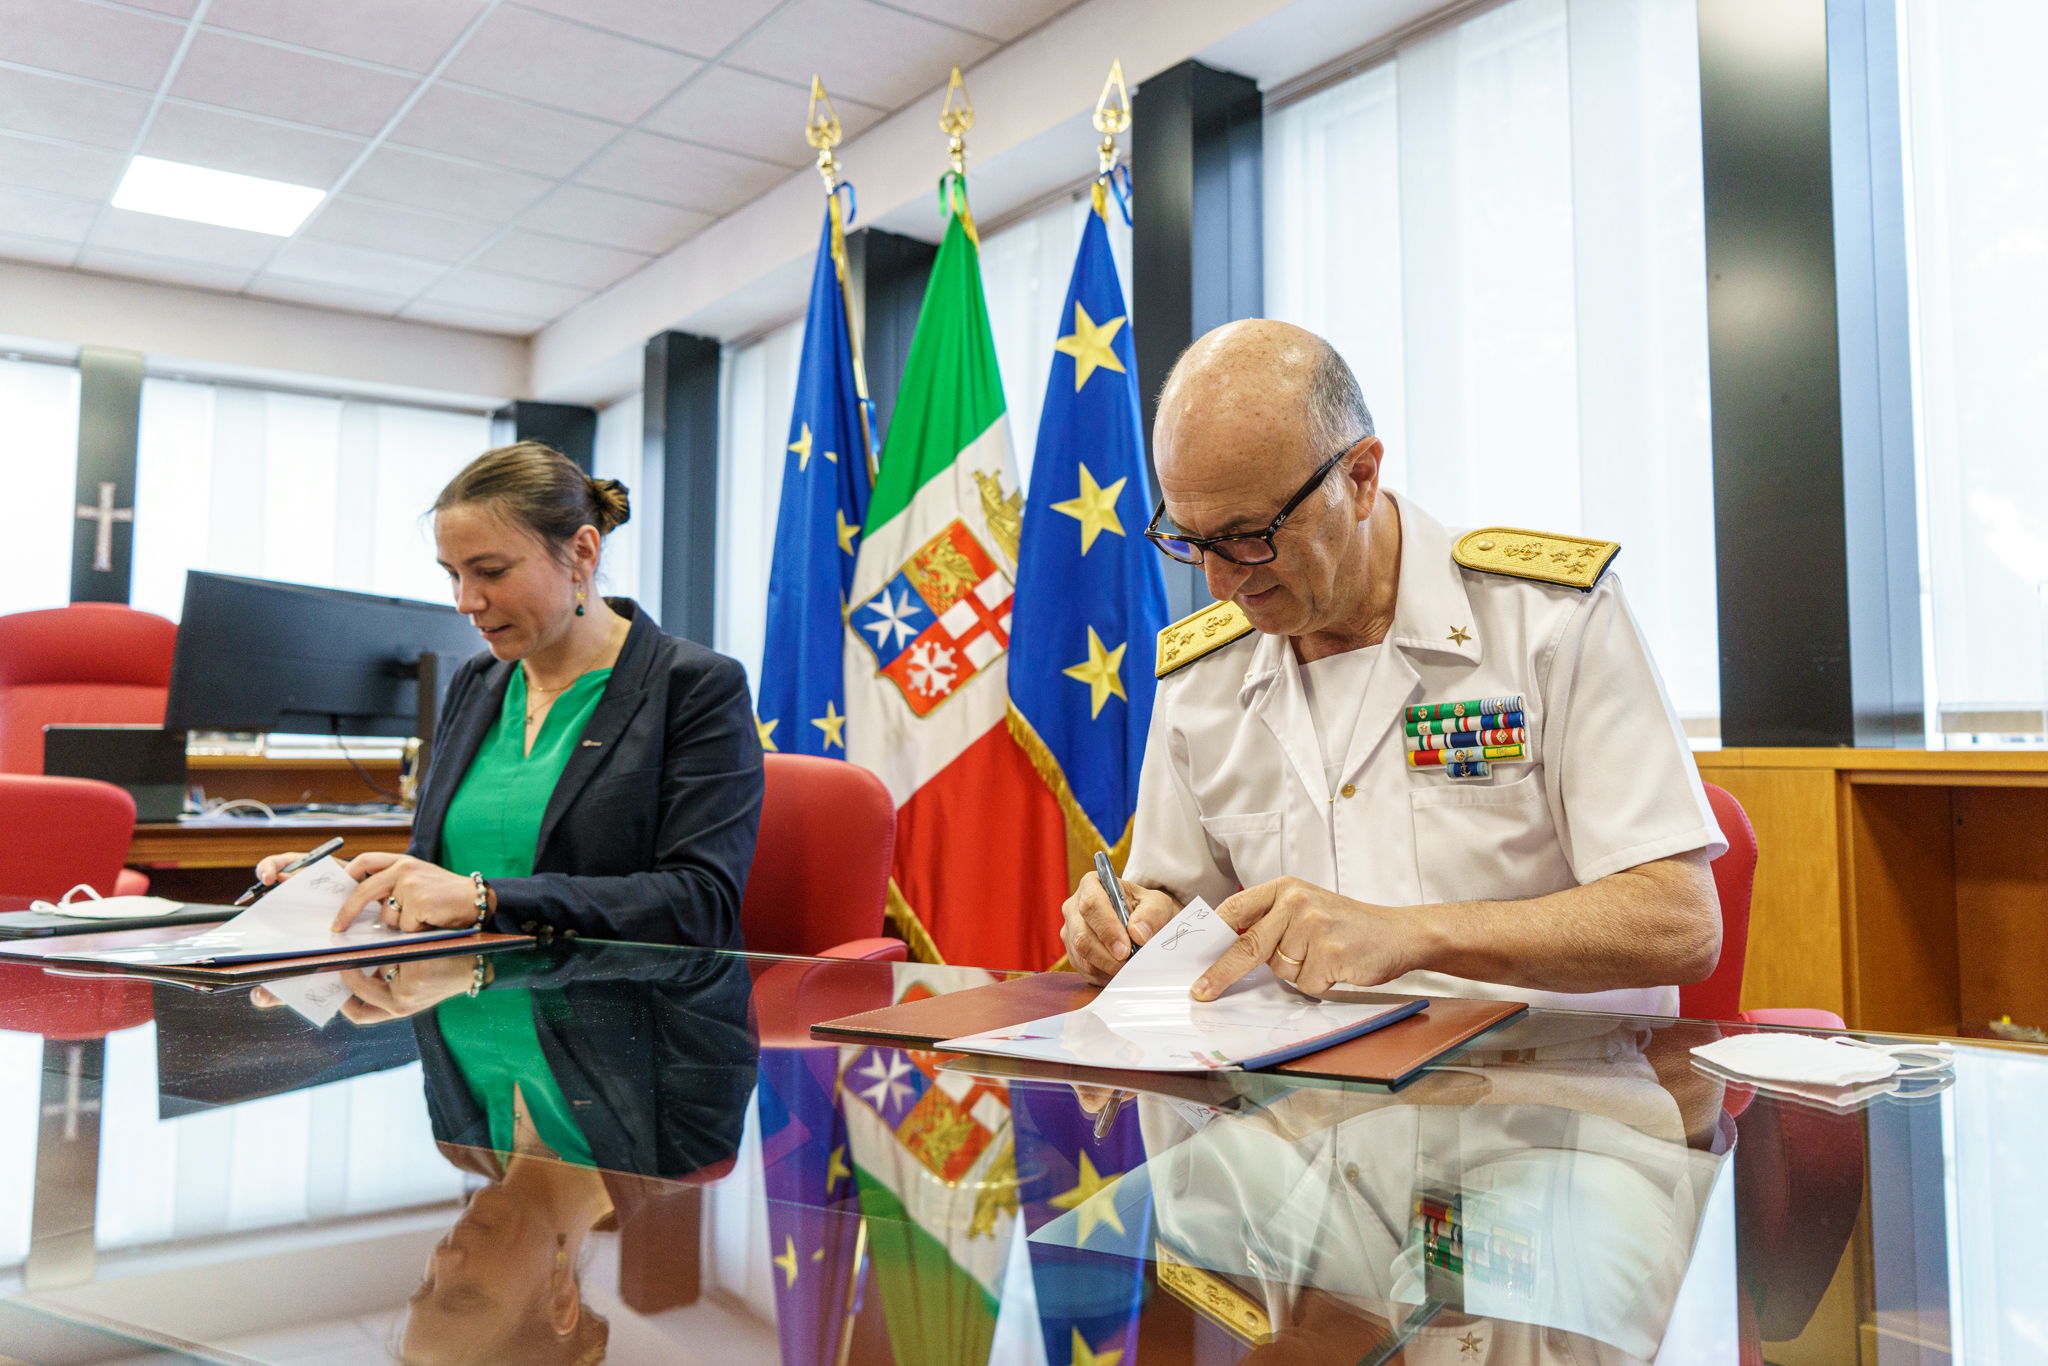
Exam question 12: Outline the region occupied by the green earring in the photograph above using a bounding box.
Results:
[575,589,586,617]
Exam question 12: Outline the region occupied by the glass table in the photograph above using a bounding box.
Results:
[0,940,2038,1365]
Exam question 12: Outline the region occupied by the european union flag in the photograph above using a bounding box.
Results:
[759,195,872,758]
[1008,195,1167,868]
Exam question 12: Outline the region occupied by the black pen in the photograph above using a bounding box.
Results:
[233,837,345,906]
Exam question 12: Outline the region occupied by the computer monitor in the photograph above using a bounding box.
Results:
[164,572,483,741]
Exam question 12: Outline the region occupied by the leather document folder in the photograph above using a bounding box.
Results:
[811,973,1527,1087]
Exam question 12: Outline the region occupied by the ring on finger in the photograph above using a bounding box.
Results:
[381,966,399,984]
[1273,947,1306,968]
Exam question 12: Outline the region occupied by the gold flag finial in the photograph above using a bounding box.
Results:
[939,65,975,176]
[806,75,844,191]
[1093,59,1129,176]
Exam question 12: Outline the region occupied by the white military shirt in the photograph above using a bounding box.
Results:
[1123,492,1725,1016]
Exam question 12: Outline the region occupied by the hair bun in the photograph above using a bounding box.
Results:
[588,476,631,534]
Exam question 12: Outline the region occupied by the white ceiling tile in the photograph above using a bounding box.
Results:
[347,147,553,220]
[76,247,255,292]
[262,237,449,296]
[0,132,125,200]
[642,65,884,168]
[442,8,701,125]
[122,0,200,14]
[0,67,151,150]
[0,0,185,90]
[575,132,787,214]
[143,102,365,186]
[0,229,80,268]
[389,85,618,178]
[300,196,495,263]
[425,268,587,318]
[400,299,549,335]
[246,276,410,315]
[517,185,709,254]
[90,209,283,269]
[203,0,486,74]
[169,31,418,138]
[0,185,99,244]
[472,230,649,290]
[881,0,1077,42]
[723,0,996,109]
[513,0,785,58]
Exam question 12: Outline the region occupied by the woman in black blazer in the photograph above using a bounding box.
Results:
[256,442,763,951]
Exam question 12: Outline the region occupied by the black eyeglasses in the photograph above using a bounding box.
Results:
[1144,440,1360,566]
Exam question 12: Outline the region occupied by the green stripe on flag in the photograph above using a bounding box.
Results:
[854,1167,1002,1366]
[864,212,1008,532]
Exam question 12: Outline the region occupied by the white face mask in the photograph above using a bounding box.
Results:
[29,885,187,919]
[1690,1031,1955,1108]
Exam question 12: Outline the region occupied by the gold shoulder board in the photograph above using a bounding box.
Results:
[1156,600,1253,678]
[1453,527,1620,592]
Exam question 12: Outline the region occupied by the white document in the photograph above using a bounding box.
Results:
[47,857,469,968]
[261,972,350,1027]
[940,899,1426,1073]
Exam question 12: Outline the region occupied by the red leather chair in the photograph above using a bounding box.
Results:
[0,773,136,900]
[741,753,906,962]
[0,604,176,898]
[1685,782,1846,1031]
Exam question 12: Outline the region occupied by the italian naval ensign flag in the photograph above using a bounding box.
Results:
[844,207,1068,969]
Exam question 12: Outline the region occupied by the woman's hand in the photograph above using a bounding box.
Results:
[332,957,482,1024]
[331,852,489,934]
[254,851,312,886]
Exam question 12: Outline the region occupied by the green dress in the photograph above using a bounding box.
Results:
[434,666,612,1164]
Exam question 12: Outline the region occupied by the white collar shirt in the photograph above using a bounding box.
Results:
[1123,492,1725,1016]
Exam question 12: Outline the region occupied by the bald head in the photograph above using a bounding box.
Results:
[1154,320,1374,484]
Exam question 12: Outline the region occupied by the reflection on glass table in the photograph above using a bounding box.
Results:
[0,941,2041,1364]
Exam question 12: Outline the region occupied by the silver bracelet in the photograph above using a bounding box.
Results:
[469,872,490,930]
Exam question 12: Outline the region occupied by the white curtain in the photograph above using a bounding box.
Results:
[131,378,494,622]
[716,320,806,702]
[592,391,662,622]
[1945,1046,2048,1358]
[1901,0,2048,716]
[0,357,82,618]
[981,190,1136,490]
[1264,0,1720,725]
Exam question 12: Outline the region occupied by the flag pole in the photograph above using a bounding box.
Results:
[936,65,978,245]
[1092,59,1130,221]
[807,76,878,475]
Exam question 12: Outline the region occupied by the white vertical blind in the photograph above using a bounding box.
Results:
[1900,0,2048,716]
[132,378,492,621]
[715,321,805,700]
[592,392,661,621]
[0,357,82,617]
[1264,0,1719,724]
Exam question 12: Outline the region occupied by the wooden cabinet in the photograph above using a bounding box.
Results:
[1697,748,2048,1036]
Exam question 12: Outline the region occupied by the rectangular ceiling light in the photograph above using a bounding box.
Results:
[111,156,325,236]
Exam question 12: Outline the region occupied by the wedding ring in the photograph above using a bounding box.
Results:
[1273,948,1305,967]
[381,966,399,983]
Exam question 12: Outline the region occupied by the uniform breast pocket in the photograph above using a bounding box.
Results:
[1408,773,1575,904]
[1199,810,1284,889]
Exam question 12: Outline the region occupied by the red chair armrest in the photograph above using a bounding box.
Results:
[1739,1008,1847,1032]
[818,937,909,962]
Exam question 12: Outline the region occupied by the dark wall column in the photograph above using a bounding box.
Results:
[70,345,145,604]
[492,400,598,472]
[1132,59,1264,622]
[845,227,938,449]
[645,332,720,644]
[1699,0,1919,747]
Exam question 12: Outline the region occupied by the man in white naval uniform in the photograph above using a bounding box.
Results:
[1060,319,1727,1013]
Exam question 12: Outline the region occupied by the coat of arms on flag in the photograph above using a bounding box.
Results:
[852,519,1014,717]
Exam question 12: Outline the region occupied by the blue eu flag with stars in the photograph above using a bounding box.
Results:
[759,199,871,758]
[1008,195,1167,869]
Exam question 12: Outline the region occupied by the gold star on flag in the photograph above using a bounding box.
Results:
[1048,1151,1124,1245]
[1061,627,1128,719]
[1050,462,1128,555]
[836,509,860,555]
[773,1234,799,1287]
[789,423,813,471]
[812,699,846,750]
[1069,1327,1124,1366]
[1053,301,1128,391]
[825,1144,851,1193]
[756,715,778,751]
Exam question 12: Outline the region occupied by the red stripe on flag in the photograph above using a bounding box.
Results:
[892,724,1068,971]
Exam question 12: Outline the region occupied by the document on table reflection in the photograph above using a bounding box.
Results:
[941,899,1427,1072]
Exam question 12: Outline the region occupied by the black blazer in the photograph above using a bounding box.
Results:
[408,599,764,947]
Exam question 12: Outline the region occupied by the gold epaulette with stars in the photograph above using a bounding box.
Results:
[1453,526,1620,592]
[1156,600,1253,677]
